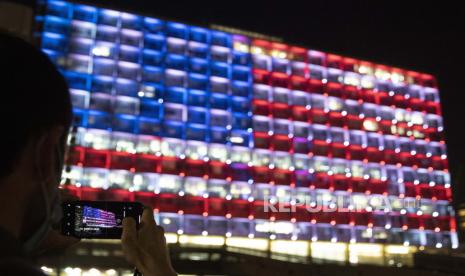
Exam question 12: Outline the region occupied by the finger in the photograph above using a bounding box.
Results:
[141,207,156,228]
[122,217,137,239]
[121,217,140,265]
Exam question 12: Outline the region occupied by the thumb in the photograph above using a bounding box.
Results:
[122,217,140,266]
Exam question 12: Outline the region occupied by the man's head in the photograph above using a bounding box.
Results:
[0,32,72,249]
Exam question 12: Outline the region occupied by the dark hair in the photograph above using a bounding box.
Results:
[0,32,72,178]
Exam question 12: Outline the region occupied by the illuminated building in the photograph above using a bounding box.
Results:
[35,0,458,269]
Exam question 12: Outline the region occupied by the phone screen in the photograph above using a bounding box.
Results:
[62,201,143,239]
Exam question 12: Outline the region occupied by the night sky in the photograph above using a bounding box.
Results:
[80,1,465,205]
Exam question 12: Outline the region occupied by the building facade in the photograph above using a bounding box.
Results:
[34,0,457,272]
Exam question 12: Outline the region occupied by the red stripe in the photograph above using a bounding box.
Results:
[66,146,451,201]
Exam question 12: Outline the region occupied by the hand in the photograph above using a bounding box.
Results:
[122,208,177,276]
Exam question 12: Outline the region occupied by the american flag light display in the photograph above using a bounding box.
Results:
[35,0,458,260]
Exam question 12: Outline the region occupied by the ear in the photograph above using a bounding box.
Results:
[34,126,66,183]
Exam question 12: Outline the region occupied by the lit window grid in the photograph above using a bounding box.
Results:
[65,146,452,203]
[69,126,450,186]
[69,87,444,139]
[37,0,454,248]
[70,122,448,172]
[63,164,452,209]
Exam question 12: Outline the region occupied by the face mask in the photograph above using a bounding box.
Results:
[22,138,65,254]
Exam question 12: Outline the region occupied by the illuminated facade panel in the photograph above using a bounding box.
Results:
[36,0,457,252]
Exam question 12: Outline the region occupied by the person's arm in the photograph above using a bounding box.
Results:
[122,208,177,276]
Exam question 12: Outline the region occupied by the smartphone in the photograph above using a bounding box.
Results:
[62,201,143,239]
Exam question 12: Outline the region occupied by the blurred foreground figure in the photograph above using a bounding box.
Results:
[0,32,176,276]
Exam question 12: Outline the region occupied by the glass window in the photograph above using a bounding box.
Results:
[183,215,205,235]
[416,170,430,184]
[411,112,424,125]
[335,226,352,243]
[351,161,364,178]
[291,61,306,77]
[352,194,368,210]
[274,186,291,203]
[136,136,161,154]
[328,97,343,111]
[406,230,422,246]
[252,184,272,200]
[327,68,343,83]
[158,213,180,233]
[433,172,446,186]
[367,134,381,148]
[210,109,230,127]
[208,180,228,198]
[111,132,136,153]
[253,84,271,101]
[291,90,310,106]
[252,54,271,70]
[366,165,382,180]
[344,72,360,86]
[293,122,310,138]
[207,217,227,236]
[273,87,289,104]
[83,129,111,149]
[184,177,207,196]
[399,139,412,153]
[385,167,400,184]
[363,104,377,118]
[331,160,347,175]
[313,126,328,141]
[379,107,394,121]
[315,225,332,241]
[230,146,251,164]
[253,116,271,133]
[384,136,397,150]
[230,218,251,237]
[424,88,438,102]
[360,75,375,89]
[211,45,230,62]
[230,182,251,199]
[273,119,290,135]
[311,95,326,110]
[372,228,388,243]
[395,109,406,122]
[273,152,292,169]
[294,188,312,206]
[330,128,346,143]
[82,168,109,189]
[132,173,157,191]
[293,154,309,170]
[114,95,140,115]
[185,141,208,160]
[426,115,441,129]
[208,144,228,162]
[109,170,133,189]
[349,131,364,145]
[272,58,289,73]
[312,157,330,173]
[156,175,182,194]
[252,149,271,167]
[161,138,184,157]
[345,100,361,115]
[402,169,416,183]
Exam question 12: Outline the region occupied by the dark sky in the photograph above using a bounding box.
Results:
[81,0,465,204]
